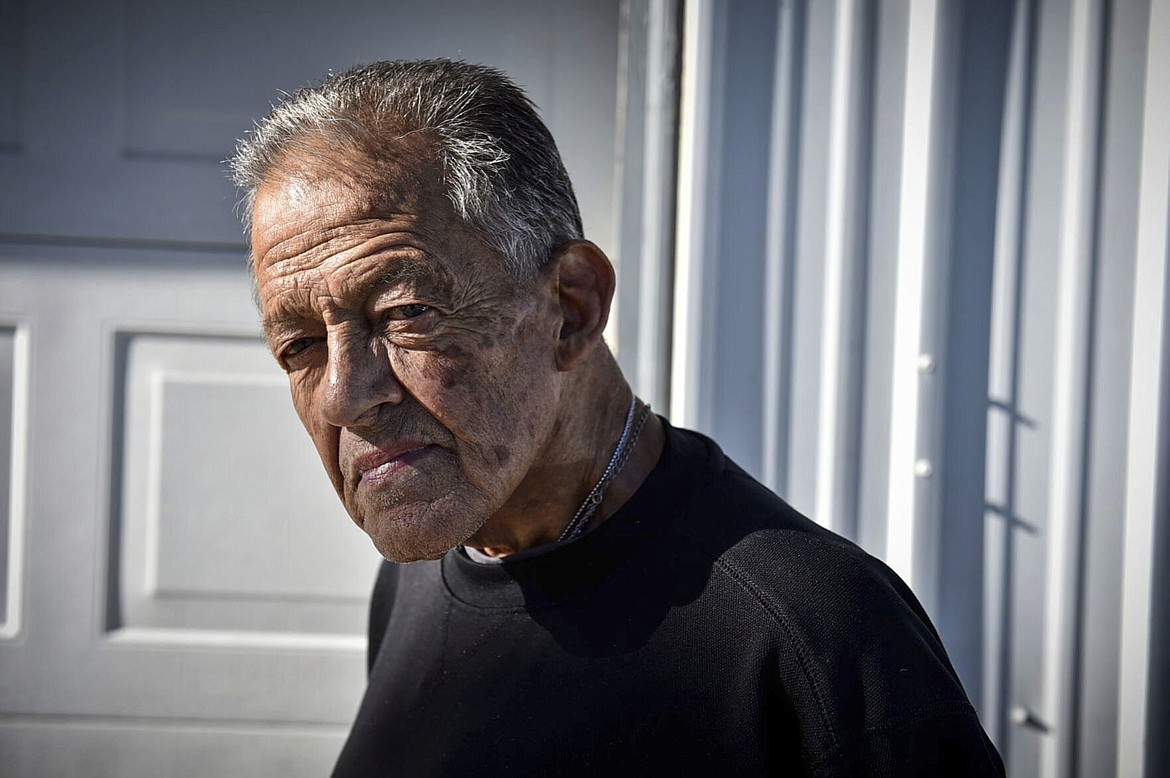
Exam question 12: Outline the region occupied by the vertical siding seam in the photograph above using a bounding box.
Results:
[1039,0,1105,775]
[762,0,804,497]
[982,0,1041,750]
[885,0,941,592]
[636,0,682,414]
[670,0,720,430]
[814,0,863,534]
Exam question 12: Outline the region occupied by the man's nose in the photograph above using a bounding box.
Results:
[320,328,405,427]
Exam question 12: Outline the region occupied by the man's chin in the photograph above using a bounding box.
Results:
[377,543,450,563]
[357,505,483,563]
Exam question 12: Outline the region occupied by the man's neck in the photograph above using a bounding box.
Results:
[464,352,664,557]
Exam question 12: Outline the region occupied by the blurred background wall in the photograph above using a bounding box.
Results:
[1,1,1168,777]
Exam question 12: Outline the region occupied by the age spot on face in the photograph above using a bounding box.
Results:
[493,445,512,464]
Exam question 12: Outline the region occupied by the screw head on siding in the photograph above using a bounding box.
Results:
[916,353,937,374]
[913,459,934,478]
[1009,706,1050,733]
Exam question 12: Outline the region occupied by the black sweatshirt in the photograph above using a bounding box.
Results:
[332,421,1005,777]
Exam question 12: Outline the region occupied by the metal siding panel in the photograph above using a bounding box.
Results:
[1118,1,1170,774]
[1075,1,1150,774]
[856,0,910,556]
[936,0,1015,718]
[707,0,780,478]
[762,0,806,497]
[786,0,837,518]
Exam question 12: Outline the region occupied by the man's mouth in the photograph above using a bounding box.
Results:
[352,443,435,489]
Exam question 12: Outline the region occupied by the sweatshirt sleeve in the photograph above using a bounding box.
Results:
[809,701,1006,777]
[714,526,1005,777]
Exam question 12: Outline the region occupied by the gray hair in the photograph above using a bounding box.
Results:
[230,59,583,279]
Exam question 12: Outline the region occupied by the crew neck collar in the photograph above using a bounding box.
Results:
[440,417,717,610]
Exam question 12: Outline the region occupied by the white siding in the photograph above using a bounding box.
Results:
[662,1,1170,776]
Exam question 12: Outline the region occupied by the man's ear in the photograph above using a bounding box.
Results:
[548,240,615,371]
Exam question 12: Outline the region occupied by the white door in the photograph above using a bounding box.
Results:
[0,1,620,775]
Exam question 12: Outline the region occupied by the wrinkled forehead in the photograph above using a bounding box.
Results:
[248,132,464,269]
[247,132,526,308]
[255,129,447,224]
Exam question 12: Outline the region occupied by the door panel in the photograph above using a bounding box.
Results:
[0,247,373,730]
[0,1,621,773]
[0,720,343,778]
[1,0,619,254]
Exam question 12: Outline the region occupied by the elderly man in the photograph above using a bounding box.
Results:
[232,59,1003,776]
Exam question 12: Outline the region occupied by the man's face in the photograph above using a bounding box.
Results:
[250,142,562,561]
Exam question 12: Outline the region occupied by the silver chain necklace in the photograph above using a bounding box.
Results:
[557,395,652,543]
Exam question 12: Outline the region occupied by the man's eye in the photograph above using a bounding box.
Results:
[283,337,319,358]
[386,304,432,320]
